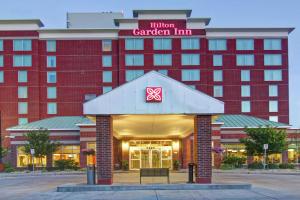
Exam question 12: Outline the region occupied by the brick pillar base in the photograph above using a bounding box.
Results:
[247,156,254,165]
[46,153,53,168]
[194,115,212,184]
[282,151,288,164]
[96,115,113,185]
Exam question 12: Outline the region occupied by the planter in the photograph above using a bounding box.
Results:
[0,163,4,172]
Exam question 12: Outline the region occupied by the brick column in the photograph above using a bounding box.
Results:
[194,115,212,184]
[10,145,17,168]
[282,150,288,164]
[80,142,87,168]
[213,139,222,169]
[96,115,113,185]
[46,153,53,169]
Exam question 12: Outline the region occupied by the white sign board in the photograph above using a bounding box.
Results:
[30,149,35,155]
[263,144,268,150]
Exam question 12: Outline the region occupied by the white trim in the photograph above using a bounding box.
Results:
[7,128,79,131]
[221,139,240,143]
[79,128,96,132]
[212,136,221,140]
[76,123,96,126]
[10,132,79,137]
[221,126,291,129]
[80,137,96,142]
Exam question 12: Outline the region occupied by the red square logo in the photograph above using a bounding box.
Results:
[146,87,162,102]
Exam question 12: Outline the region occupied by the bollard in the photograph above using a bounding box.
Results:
[187,163,195,183]
[87,165,96,185]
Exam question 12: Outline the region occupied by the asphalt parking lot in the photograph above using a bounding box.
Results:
[0,173,299,200]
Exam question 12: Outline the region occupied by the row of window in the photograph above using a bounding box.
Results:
[0,69,283,84]
[0,53,283,68]
[0,38,283,52]
[18,102,57,115]
[241,100,279,113]
[213,85,279,98]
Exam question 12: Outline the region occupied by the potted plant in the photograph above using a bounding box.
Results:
[121,160,129,171]
[0,147,8,172]
[173,160,180,170]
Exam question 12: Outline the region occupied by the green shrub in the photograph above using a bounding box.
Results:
[173,160,180,170]
[248,161,264,169]
[222,156,246,168]
[4,163,15,173]
[54,159,79,171]
[267,163,279,169]
[279,163,295,169]
[220,163,234,170]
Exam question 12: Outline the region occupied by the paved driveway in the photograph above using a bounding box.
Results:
[0,173,299,200]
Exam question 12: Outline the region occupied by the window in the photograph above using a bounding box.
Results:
[213,86,223,97]
[17,146,46,167]
[181,38,200,50]
[269,85,278,97]
[241,85,250,97]
[264,39,281,50]
[153,38,172,50]
[53,145,80,166]
[47,103,57,114]
[125,54,144,66]
[241,70,250,82]
[102,40,112,51]
[18,71,27,82]
[0,40,3,51]
[154,54,172,66]
[0,55,3,67]
[213,55,222,66]
[213,70,223,82]
[13,55,32,67]
[126,70,144,82]
[47,56,56,67]
[13,39,32,51]
[47,71,57,83]
[18,102,28,114]
[18,86,28,98]
[158,70,168,76]
[269,100,278,112]
[84,94,96,101]
[264,70,282,81]
[181,54,200,65]
[18,118,28,125]
[103,86,112,93]
[47,87,57,99]
[236,39,254,50]
[125,38,144,50]
[182,69,200,81]
[264,54,282,66]
[102,55,112,67]
[241,101,251,113]
[46,40,56,52]
[0,71,3,83]
[236,54,254,66]
[269,116,278,122]
[208,39,227,50]
[103,71,112,83]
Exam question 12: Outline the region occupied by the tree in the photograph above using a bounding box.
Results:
[240,126,287,156]
[24,129,60,167]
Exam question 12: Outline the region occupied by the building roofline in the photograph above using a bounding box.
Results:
[0,19,44,27]
[187,18,211,25]
[114,18,138,26]
[206,27,295,34]
[132,9,192,18]
[221,126,291,129]
[38,28,119,33]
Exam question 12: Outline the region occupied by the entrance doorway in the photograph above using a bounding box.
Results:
[129,140,173,170]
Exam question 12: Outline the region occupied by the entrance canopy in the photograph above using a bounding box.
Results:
[84,71,224,115]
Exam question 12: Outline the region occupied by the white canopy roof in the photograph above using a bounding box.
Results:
[84,71,224,115]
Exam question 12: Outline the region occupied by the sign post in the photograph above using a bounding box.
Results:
[30,148,35,173]
[263,144,268,170]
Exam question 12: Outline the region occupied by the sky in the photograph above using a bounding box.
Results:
[0,0,299,127]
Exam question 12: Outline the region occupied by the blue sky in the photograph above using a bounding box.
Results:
[0,0,299,127]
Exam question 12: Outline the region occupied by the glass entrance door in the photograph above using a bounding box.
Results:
[129,140,173,170]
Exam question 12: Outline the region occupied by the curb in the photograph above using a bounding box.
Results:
[57,183,252,192]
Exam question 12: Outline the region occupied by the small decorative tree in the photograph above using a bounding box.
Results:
[240,126,287,161]
[24,128,60,168]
